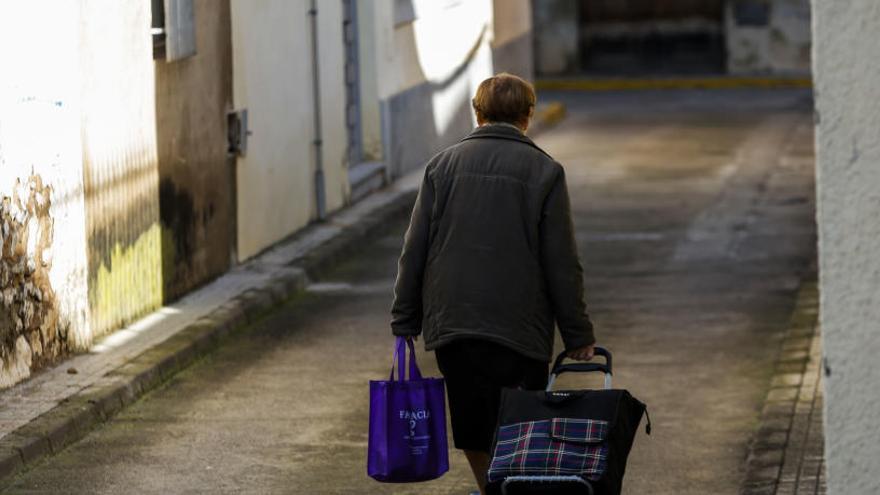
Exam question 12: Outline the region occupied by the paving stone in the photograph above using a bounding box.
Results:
[771,373,804,388]
[767,387,800,402]
[742,282,825,494]
[749,448,785,467]
[782,337,812,352]
[753,430,789,450]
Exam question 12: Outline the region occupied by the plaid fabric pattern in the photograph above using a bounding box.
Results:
[487,418,609,483]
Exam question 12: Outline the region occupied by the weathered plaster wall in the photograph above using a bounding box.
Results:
[726,0,811,74]
[154,0,233,299]
[531,0,579,76]
[812,1,880,492]
[0,2,92,387]
[79,1,163,337]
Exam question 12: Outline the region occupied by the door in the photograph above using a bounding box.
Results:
[230,0,316,261]
[580,0,726,75]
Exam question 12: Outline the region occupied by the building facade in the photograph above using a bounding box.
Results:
[0,0,534,389]
[533,0,811,76]
[812,1,880,493]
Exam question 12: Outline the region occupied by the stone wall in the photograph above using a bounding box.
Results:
[812,0,880,492]
[0,175,59,386]
[0,1,92,387]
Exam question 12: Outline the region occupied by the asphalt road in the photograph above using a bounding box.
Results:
[3,89,817,494]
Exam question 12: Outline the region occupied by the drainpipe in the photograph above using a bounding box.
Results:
[309,0,327,220]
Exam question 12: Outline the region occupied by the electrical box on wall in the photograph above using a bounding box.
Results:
[227,109,249,157]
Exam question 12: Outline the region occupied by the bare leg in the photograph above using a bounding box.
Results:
[464,449,491,495]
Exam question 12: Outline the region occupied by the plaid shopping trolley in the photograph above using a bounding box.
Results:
[486,347,650,495]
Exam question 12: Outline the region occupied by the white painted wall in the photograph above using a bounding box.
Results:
[373,0,494,100]
[316,0,349,212]
[230,0,348,261]
[372,0,495,141]
[726,0,811,74]
[0,2,91,384]
[357,1,384,162]
[812,1,880,493]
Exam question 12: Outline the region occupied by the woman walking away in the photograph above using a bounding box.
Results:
[391,73,597,495]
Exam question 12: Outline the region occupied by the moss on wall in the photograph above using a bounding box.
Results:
[88,223,163,337]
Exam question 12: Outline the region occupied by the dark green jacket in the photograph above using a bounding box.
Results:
[391,124,595,362]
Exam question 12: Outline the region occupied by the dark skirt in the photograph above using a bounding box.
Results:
[435,338,548,453]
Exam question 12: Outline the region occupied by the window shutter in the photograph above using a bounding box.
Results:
[164,0,196,61]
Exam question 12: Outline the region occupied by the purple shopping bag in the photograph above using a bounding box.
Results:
[368,336,449,482]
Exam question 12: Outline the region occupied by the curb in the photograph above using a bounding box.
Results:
[0,187,418,487]
[530,101,567,135]
[740,277,822,495]
[536,76,812,92]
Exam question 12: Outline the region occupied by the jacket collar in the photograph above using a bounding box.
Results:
[460,123,551,157]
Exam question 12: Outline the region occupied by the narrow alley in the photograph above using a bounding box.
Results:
[1,89,816,494]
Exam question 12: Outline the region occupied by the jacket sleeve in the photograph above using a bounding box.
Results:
[390,168,435,336]
[539,166,596,350]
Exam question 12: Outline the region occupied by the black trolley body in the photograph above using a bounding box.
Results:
[487,347,648,495]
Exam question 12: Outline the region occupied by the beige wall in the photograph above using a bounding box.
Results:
[491,0,533,79]
[316,0,350,213]
[812,0,880,492]
[492,0,531,47]
[231,0,349,261]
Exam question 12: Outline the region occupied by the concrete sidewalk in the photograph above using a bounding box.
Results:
[742,280,826,495]
[0,172,422,484]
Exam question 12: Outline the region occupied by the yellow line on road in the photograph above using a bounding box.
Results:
[536,77,812,91]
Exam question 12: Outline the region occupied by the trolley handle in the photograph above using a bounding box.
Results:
[551,346,612,375]
[547,346,613,391]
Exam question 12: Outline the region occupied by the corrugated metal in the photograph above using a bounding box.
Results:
[80,1,163,338]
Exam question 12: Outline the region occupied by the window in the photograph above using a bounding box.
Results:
[151,0,197,62]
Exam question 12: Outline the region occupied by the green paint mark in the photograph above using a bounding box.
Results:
[89,223,163,338]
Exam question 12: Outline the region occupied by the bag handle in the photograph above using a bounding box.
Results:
[389,336,423,382]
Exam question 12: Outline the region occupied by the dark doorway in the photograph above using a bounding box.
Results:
[579,0,726,75]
